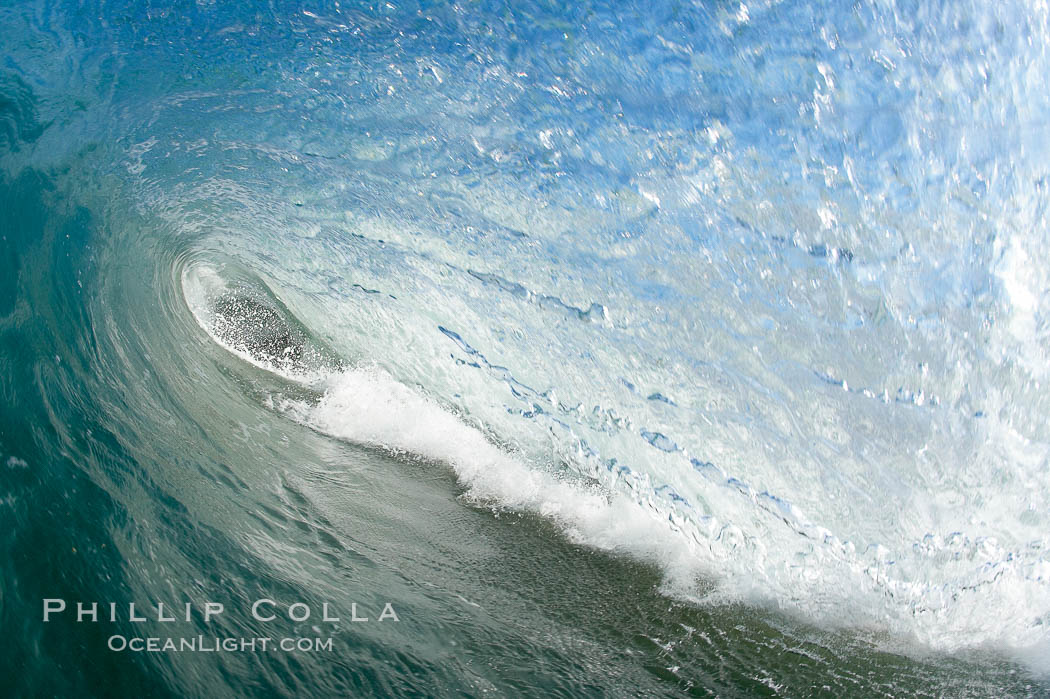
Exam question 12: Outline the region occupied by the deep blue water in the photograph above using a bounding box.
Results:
[3,0,1050,695]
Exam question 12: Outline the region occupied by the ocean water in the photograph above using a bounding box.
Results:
[3,0,1050,695]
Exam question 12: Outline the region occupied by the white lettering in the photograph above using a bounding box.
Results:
[157,603,175,622]
[128,603,146,622]
[77,602,98,622]
[378,603,399,622]
[252,599,276,622]
[203,602,224,622]
[42,599,66,622]
[288,602,310,622]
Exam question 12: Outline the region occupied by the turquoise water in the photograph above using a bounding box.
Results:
[3,0,1050,695]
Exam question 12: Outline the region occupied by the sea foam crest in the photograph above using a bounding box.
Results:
[287,366,700,577]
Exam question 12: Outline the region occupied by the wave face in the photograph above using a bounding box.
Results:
[3,0,1050,693]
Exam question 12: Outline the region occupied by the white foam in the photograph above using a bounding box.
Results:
[271,368,1050,675]
[183,263,703,595]
[280,366,701,577]
[184,257,1050,671]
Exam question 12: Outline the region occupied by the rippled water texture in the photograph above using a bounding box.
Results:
[3,0,1050,695]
